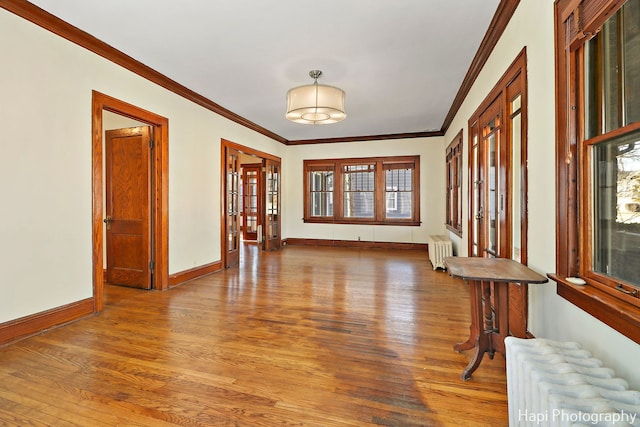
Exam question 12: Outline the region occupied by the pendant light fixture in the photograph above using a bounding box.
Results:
[286,70,346,124]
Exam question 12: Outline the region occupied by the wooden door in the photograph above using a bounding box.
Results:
[479,98,507,258]
[105,126,152,289]
[242,164,261,241]
[263,159,281,251]
[225,148,241,267]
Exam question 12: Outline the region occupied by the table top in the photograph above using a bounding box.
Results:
[444,257,549,284]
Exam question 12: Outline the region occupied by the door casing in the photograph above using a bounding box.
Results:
[221,139,281,268]
[92,91,169,311]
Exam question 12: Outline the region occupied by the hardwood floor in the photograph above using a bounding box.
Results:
[0,245,508,426]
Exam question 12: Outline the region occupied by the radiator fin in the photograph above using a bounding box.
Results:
[505,337,640,426]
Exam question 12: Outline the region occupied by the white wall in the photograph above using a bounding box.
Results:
[283,137,446,244]
[443,0,640,389]
[0,8,283,323]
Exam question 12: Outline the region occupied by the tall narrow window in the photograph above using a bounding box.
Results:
[446,131,463,236]
[303,156,420,225]
[343,164,375,218]
[385,163,413,219]
[308,164,334,218]
[583,0,640,293]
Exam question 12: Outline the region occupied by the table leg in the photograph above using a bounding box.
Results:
[458,279,494,380]
[454,279,481,352]
[483,281,495,359]
[461,332,489,381]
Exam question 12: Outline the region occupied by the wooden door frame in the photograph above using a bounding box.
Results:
[467,49,527,261]
[92,91,169,312]
[220,139,281,268]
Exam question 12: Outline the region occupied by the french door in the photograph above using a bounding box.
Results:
[468,50,528,337]
[263,158,281,251]
[242,164,261,241]
[225,148,241,268]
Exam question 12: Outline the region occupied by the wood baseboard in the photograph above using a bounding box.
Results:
[284,238,427,251]
[0,298,95,347]
[168,261,222,287]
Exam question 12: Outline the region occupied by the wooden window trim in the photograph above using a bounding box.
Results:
[446,130,464,236]
[303,156,420,226]
[554,0,640,344]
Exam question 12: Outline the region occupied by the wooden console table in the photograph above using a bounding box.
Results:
[444,257,548,380]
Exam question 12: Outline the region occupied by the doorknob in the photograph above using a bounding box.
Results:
[104,216,112,230]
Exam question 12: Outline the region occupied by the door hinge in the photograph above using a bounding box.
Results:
[149,139,154,149]
[149,261,155,271]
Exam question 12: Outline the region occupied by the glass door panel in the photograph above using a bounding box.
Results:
[225,149,240,267]
[242,164,261,241]
[264,159,281,251]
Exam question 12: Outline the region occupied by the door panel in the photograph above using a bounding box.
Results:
[105,126,152,289]
[242,164,261,241]
[225,148,241,267]
[263,159,281,251]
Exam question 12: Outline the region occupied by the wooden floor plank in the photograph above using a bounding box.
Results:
[0,245,508,426]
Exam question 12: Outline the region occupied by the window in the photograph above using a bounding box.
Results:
[303,156,420,225]
[446,130,463,236]
[555,0,640,342]
[308,163,334,217]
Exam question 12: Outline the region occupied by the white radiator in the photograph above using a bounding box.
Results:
[505,337,640,426]
[428,234,452,270]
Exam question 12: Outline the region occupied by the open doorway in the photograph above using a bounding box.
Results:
[92,91,169,312]
[221,139,282,269]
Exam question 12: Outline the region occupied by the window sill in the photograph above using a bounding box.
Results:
[445,224,463,238]
[549,273,640,345]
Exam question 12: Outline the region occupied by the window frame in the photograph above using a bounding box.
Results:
[554,0,640,344]
[303,156,420,226]
[446,130,464,236]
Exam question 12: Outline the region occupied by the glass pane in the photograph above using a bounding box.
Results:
[623,0,640,125]
[344,192,374,218]
[343,164,374,218]
[593,129,640,287]
[512,110,522,262]
[585,0,640,138]
[309,170,334,217]
[472,134,479,257]
[488,132,498,256]
[385,168,412,219]
[311,192,333,216]
[585,38,598,140]
[603,15,621,133]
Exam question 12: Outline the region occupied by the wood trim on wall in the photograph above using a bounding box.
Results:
[168,261,222,287]
[0,0,515,144]
[0,0,287,145]
[0,298,94,347]
[441,0,521,133]
[287,131,444,146]
[285,238,428,251]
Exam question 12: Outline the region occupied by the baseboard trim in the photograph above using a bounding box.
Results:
[0,298,95,347]
[168,261,222,287]
[284,238,427,251]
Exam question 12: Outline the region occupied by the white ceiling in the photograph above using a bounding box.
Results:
[27,0,500,142]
